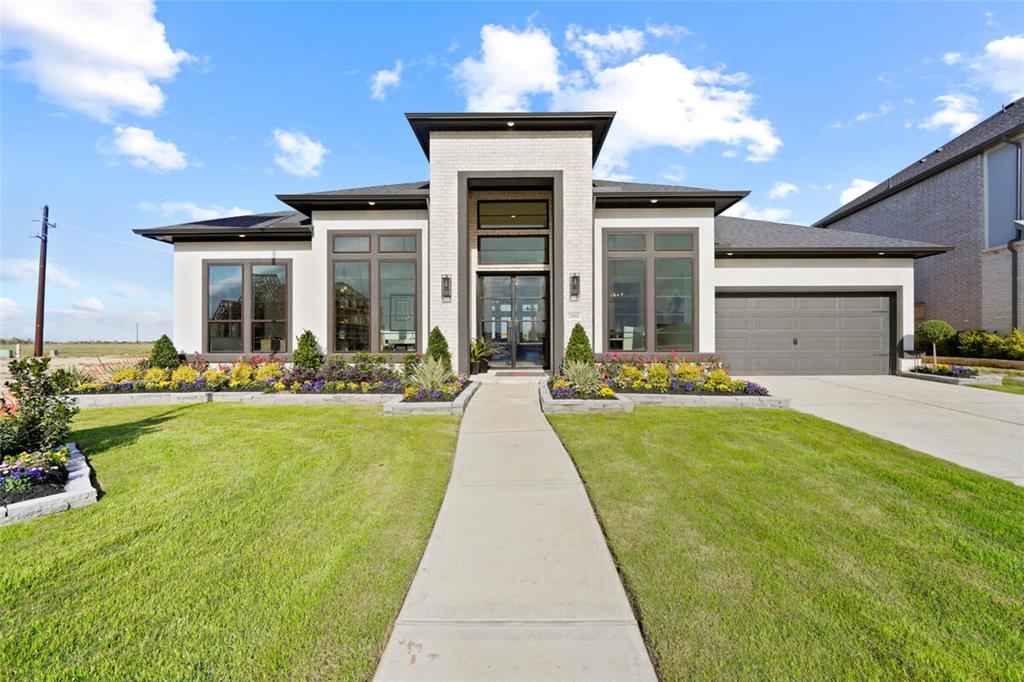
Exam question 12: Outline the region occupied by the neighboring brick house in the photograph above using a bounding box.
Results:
[815,98,1024,334]
[136,111,948,375]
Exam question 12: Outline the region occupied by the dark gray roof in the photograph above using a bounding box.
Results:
[594,179,722,193]
[717,216,949,257]
[593,179,747,214]
[297,181,430,197]
[134,210,311,243]
[816,97,1024,226]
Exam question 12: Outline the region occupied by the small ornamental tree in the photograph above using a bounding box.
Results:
[149,335,181,370]
[0,358,79,456]
[291,330,323,370]
[426,326,452,374]
[916,320,956,367]
[564,323,594,365]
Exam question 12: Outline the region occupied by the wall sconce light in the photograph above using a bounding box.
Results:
[441,275,452,301]
[570,273,580,299]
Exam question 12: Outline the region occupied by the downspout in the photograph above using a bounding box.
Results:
[1008,140,1023,331]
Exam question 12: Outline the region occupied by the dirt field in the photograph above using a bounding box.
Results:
[0,342,152,358]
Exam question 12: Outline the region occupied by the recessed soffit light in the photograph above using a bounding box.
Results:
[650,198,659,204]
[368,201,376,206]
[506,121,515,127]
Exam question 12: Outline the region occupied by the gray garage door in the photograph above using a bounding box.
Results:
[715,294,891,375]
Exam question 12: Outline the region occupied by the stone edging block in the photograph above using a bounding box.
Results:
[900,371,1002,386]
[384,381,480,416]
[72,391,401,408]
[1,443,97,526]
[538,381,633,413]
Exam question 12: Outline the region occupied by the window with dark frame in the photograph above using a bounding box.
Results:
[606,230,696,353]
[205,261,290,355]
[331,231,419,354]
[478,235,548,264]
[478,200,549,229]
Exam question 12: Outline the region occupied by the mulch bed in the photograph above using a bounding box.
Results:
[1,481,66,506]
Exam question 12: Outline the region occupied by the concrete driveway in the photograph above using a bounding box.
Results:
[743,375,1024,486]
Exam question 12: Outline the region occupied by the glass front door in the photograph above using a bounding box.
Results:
[478,274,548,368]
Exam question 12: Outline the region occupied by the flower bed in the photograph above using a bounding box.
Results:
[911,364,979,378]
[0,447,70,506]
[549,378,616,400]
[598,354,770,396]
[402,378,468,402]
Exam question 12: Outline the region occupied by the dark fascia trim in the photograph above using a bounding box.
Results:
[594,191,748,215]
[406,111,616,164]
[134,226,312,244]
[276,193,428,213]
[815,122,1024,226]
[714,245,952,259]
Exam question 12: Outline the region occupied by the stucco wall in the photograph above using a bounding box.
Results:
[824,157,984,329]
[428,130,593,371]
[593,207,716,353]
[172,209,427,356]
[715,257,917,352]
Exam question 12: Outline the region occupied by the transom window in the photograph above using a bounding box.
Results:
[205,260,291,355]
[478,236,548,264]
[478,201,549,229]
[330,231,419,353]
[605,230,696,352]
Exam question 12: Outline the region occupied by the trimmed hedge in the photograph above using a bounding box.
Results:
[932,327,1024,361]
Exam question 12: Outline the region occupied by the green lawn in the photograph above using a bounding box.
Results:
[971,375,1024,396]
[549,408,1024,680]
[0,404,458,680]
[0,341,153,358]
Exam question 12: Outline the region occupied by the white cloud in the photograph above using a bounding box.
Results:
[840,179,878,206]
[271,129,328,177]
[970,34,1024,98]
[110,283,153,299]
[920,94,981,136]
[370,60,403,101]
[565,25,644,72]
[1,259,79,289]
[0,0,193,121]
[0,297,20,318]
[73,297,105,312]
[854,102,892,122]
[554,53,781,176]
[722,201,792,223]
[454,24,561,110]
[941,51,963,66]
[141,201,252,222]
[767,181,799,200]
[645,22,693,39]
[107,126,187,172]
[662,164,686,183]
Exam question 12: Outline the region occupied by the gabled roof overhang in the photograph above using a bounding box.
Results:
[405,112,616,165]
[594,189,748,215]
[714,245,951,259]
[275,193,428,213]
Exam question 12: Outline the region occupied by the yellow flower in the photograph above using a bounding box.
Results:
[274,381,287,392]
[597,385,616,398]
[404,386,417,398]
[144,368,168,383]
[110,368,141,382]
[171,365,198,386]
[254,362,282,383]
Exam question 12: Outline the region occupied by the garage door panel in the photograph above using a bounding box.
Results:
[716,294,891,375]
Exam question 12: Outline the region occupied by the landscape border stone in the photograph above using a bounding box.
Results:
[900,371,1002,386]
[1,443,97,526]
[384,381,480,416]
[538,381,633,413]
[623,393,790,408]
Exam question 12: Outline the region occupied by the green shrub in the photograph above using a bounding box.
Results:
[1005,329,1024,360]
[291,330,323,370]
[916,320,955,365]
[564,323,594,365]
[426,327,452,373]
[149,335,181,370]
[0,358,80,456]
[562,359,603,392]
[402,353,422,379]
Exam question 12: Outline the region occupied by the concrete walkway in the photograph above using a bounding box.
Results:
[374,383,656,681]
[746,375,1024,486]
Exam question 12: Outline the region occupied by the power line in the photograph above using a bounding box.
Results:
[57,222,167,253]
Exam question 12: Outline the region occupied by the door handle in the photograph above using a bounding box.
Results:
[792,337,798,346]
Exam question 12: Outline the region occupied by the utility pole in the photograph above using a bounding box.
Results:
[33,205,55,357]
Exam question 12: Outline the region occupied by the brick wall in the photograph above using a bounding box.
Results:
[825,157,985,330]
[981,243,1024,333]
[428,130,594,370]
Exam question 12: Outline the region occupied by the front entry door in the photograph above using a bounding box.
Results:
[478,274,548,368]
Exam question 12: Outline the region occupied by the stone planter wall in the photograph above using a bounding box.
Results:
[1,443,97,526]
[538,382,633,414]
[623,393,790,408]
[72,391,400,409]
[900,371,1002,386]
[384,381,480,416]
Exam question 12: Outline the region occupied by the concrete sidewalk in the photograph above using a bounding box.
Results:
[374,383,656,681]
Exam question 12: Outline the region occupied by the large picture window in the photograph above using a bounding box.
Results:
[204,260,291,356]
[605,230,697,353]
[478,236,548,264]
[330,231,419,354]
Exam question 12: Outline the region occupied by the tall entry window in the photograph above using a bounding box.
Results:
[204,260,291,355]
[605,230,697,352]
[330,231,419,354]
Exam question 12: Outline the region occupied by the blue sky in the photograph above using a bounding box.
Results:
[1,1,1022,341]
